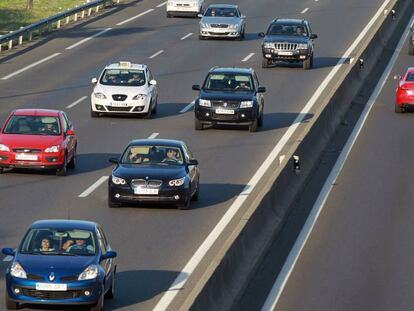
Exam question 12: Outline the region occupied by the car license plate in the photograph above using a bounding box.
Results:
[111,102,129,107]
[35,283,67,291]
[15,154,38,161]
[215,108,235,115]
[134,187,159,195]
[278,51,293,56]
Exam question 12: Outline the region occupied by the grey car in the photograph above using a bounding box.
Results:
[199,4,246,40]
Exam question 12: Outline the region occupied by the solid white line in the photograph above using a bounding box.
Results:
[66,96,88,109]
[179,100,195,113]
[1,53,61,80]
[78,176,109,198]
[156,1,167,7]
[301,8,309,14]
[116,8,154,26]
[153,1,393,311]
[65,28,112,50]
[180,32,193,40]
[149,50,164,59]
[148,132,159,139]
[261,8,411,311]
[3,255,13,262]
[242,53,255,62]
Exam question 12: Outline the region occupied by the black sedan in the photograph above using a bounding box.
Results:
[192,67,266,132]
[108,139,200,210]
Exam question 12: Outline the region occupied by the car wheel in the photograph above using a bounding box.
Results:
[67,148,76,169]
[108,199,121,208]
[262,58,270,68]
[152,97,158,114]
[90,287,104,311]
[91,109,99,118]
[178,198,191,210]
[192,182,199,201]
[303,56,312,70]
[409,44,414,55]
[166,12,172,18]
[5,291,18,310]
[258,111,264,127]
[56,155,67,176]
[105,270,115,299]
[0,168,4,174]
[395,104,404,113]
[249,119,258,132]
[195,118,204,130]
[199,35,205,40]
[144,102,152,119]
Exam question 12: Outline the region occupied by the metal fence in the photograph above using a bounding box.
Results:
[0,0,121,52]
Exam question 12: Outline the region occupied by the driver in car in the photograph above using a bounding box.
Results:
[66,238,94,253]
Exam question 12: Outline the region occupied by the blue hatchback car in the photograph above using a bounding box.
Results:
[2,220,117,310]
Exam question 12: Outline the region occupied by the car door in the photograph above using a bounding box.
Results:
[182,143,198,193]
[253,73,264,113]
[147,69,157,106]
[61,112,75,159]
[96,227,113,291]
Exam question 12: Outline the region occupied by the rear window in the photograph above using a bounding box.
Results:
[406,72,414,81]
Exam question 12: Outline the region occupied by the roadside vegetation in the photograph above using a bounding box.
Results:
[0,0,86,34]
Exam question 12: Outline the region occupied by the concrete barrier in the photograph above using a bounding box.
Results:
[184,0,414,310]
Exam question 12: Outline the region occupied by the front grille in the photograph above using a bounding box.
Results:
[107,106,132,112]
[177,3,190,6]
[274,42,298,50]
[131,179,162,188]
[210,24,228,28]
[20,288,86,300]
[211,101,240,109]
[12,148,41,153]
[60,275,78,281]
[26,274,44,281]
[112,94,127,101]
[212,113,237,121]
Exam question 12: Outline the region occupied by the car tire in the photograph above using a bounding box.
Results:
[105,271,115,299]
[249,119,258,132]
[192,182,199,201]
[395,104,403,113]
[258,111,264,127]
[262,58,270,68]
[195,118,204,130]
[303,56,312,70]
[144,103,152,119]
[108,199,121,208]
[90,287,104,311]
[67,148,76,169]
[152,97,158,115]
[0,168,4,174]
[199,35,205,40]
[91,109,99,118]
[56,155,67,176]
[5,291,18,310]
[178,198,191,210]
[166,12,172,18]
[409,44,414,55]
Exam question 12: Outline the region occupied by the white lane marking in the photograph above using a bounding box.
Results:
[66,96,88,109]
[3,256,13,262]
[153,1,392,310]
[301,8,309,14]
[156,1,167,7]
[149,50,164,59]
[116,8,154,26]
[1,53,61,80]
[242,53,255,62]
[180,32,193,40]
[179,100,195,113]
[65,28,112,50]
[79,176,109,198]
[261,7,410,311]
[148,132,159,139]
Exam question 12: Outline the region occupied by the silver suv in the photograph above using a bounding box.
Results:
[199,4,246,40]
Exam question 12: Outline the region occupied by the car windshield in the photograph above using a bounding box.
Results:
[3,115,61,136]
[100,69,146,86]
[267,23,308,36]
[203,73,254,92]
[204,7,239,17]
[20,228,97,256]
[406,72,414,81]
[121,145,184,166]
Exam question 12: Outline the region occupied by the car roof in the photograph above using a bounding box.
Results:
[128,139,184,148]
[271,18,306,25]
[207,4,238,9]
[209,67,254,75]
[30,219,98,230]
[12,109,60,117]
[105,61,147,71]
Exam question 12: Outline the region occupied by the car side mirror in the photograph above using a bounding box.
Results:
[197,13,203,18]
[91,77,98,84]
[101,250,117,260]
[109,157,119,164]
[258,32,265,38]
[66,129,75,136]
[2,248,15,256]
[192,85,200,91]
[310,34,318,39]
[241,15,246,19]
[394,75,401,80]
[149,79,157,86]
[257,86,266,93]
[188,159,199,166]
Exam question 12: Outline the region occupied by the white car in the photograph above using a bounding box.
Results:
[90,62,158,118]
[166,0,204,18]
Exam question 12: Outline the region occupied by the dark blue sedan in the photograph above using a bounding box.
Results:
[2,220,117,310]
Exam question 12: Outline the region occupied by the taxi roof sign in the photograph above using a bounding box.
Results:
[118,61,131,69]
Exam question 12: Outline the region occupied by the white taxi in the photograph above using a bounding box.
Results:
[90,62,158,118]
[166,0,204,18]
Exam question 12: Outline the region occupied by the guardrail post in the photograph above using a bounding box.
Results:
[81,10,85,18]
[18,27,23,45]
[8,39,12,50]
[95,5,99,13]
[48,22,52,32]
[0,44,2,53]
[57,20,61,29]
[88,8,92,16]
[29,31,33,41]
[66,16,70,24]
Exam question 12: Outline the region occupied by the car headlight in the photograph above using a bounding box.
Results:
[240,101,253,108]
[94,92,107,99]
[112,175,126,185]
[10,262,27,279]
[45,145,59,153]
[200,22,209,28]
[132,94,147,100]
[229,24,239,29]
[263,42,273,49]
[78,264,98,281]
[169,177,185,187]
[297,43,308,49]
[0,144,10,152]
[199,99,211,107]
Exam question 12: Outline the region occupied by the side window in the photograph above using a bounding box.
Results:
[147,69,154,83]
[182,144,193,162]
[253,73,259,90]
[96,228,107,255]
[62,113,72,129]
[306,23,312,36]
[60,114,68,133]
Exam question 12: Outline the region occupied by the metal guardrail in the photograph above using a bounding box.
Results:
[0,0,120,52]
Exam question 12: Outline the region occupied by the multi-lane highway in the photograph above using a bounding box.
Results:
[0,0,390,310]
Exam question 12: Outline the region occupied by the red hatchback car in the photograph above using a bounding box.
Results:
[0,109,77,175]
[395,68,414,113]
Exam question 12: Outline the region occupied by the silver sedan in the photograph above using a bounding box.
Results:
[199,4,246,40]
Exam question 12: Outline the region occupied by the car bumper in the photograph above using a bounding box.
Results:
[200,28,241,38]
[6,276,101,306]
[262,48,311,61]
[396,93,414,106]
[0,151,64,170]
[195,107,258,124]
[166,6,199,16]
[91,96,150,114]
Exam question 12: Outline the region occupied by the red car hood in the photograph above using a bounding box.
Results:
[0,134,62,149]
